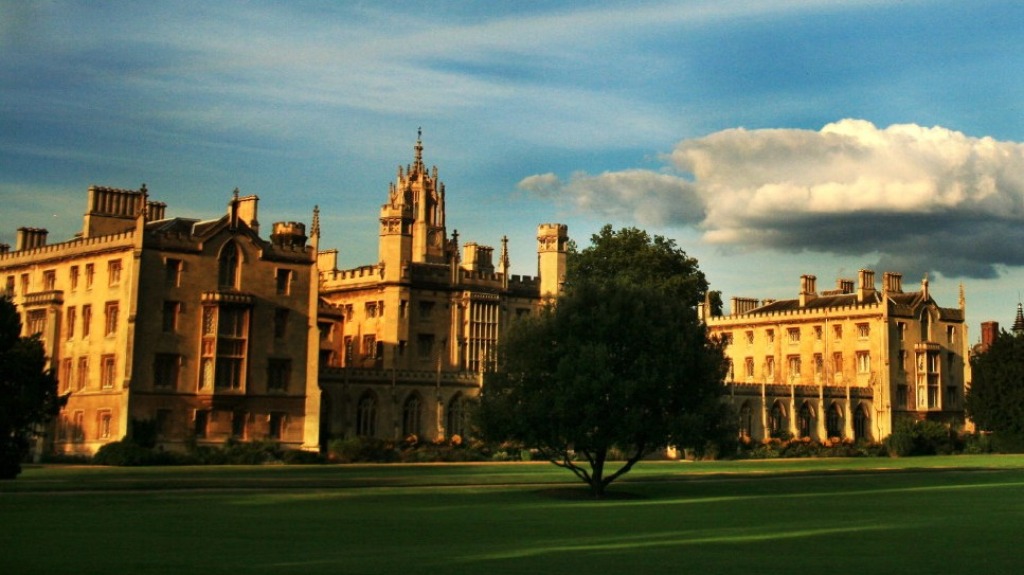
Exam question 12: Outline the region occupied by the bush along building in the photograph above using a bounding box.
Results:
[315,134,567,443]
[702,270,968,443]
[0,185,321,455]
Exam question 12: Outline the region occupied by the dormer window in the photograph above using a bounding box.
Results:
[218,242,240,289]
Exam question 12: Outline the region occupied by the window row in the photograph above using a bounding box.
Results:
[7,260,124,297]
[737,351,874,381]
[56,409,115,442]
[732,323,873,347]
[58,355,118,392]
[354,392,469,440]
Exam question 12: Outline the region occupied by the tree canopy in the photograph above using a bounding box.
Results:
[0,297,64,479]
[478,226,730,497]
[966,330,1024,440]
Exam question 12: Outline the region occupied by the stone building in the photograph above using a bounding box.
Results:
[703,270,968,442]
[316,134,567,442]
[0,186,320,454]
[1,133,566,454]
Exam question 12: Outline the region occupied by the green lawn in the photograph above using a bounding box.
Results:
[4,456,1024,574]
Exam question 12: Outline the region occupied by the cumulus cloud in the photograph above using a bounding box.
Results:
[522,119,1024,279]
[518,169,704,227]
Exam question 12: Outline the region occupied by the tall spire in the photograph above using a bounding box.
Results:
[1013,302,1024,335]
[414,127,424,171]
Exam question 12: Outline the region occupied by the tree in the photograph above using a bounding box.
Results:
[967,330,1024,445]
[478,226,731,497]
[0,297,65,479]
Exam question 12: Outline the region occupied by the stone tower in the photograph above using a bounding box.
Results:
[537,223,568,298]
[379,130,447,282]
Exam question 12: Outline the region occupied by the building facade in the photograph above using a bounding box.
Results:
[1,134,566,454]
[0,186,321,454]
[703,270,968,443]
[315,135,568,443]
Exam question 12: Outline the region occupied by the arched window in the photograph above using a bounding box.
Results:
[218,241,240,289]
[402,393,422,439]
[355,392,377,437]
[769,402,787,438]
[447,393,467,439]
[853,405,869,441]
[738,402,753,440]
[797,402,813,438]
[826,403,843,438]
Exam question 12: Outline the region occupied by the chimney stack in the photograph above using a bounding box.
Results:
[857,269,876,303]
[799,274,817,306]
[15,227,48,251]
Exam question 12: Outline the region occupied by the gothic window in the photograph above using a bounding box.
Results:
[402,393,422,439]
[853,405,869,441]
[769,402,786,438]
[797,403,813,439]
[856,351,871,374]
[218,242,240,289]
[200,305,250,391]
[738,402,752,440]
[356,392,378,437]
[826,404,843,438]
[447,393,467,439]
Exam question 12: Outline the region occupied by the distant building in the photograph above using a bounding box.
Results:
[315,134,567,442]
[1,186,320,454]
[703,270,968,442]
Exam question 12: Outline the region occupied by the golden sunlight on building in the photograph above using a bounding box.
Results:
[703,270,968,443]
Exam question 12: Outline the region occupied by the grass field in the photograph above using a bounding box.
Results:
[4,456,1024,574]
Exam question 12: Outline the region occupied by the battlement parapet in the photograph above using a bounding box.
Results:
[0,229,136,265]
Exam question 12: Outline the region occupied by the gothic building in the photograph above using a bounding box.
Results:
[315,134,568,442]
[703,270,968,442]
[1,133,567,454]
[1,186,321,454]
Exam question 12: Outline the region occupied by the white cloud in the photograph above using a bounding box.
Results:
[522,119,1024,278]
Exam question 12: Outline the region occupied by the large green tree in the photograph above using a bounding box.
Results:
[966,330,1024,440]
[0,297,65,479]
[478,226,731,497]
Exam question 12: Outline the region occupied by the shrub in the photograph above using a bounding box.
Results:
[327,437,398,463]
[93,441,183,466]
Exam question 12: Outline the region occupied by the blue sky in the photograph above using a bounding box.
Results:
[3,0,1024,339]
